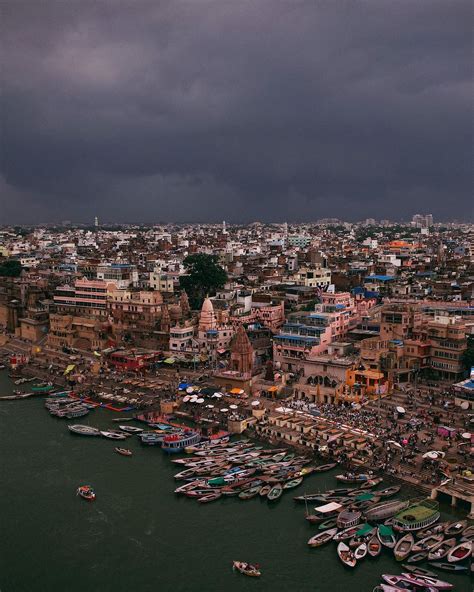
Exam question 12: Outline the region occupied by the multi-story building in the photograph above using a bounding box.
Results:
[96,263,138,289]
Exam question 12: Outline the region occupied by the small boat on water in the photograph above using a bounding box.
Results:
[427,537,456,561]
[267,483,283,501]
[259,485,271,497]
[283,477,303,489]
[198,491,222,503]
[308,528,338,547]
[382,575,438,592]
[76,485,95,501]
[377,524,397,548]
[115,447,132,456]
[401,565,437,578]
[446,541,471,563]
[314,463,337,472]
[238,486,261,500]
[318,518,338,531]
[232,561,261,577]
[406,551,428,564]
[354,543,367,560]
[444,520,467,536]
[412,533,444,553]
[367,536,382,557]
[335,472,374,484]
[337,510,362,529]
[394,533,414,561]
[400,573,453,590]
[428,562,468,573]
[100,430,127,440]
[68,424,101,436]
[415,524,445,539]
[337,542,356,568]
[359,477,383,490]
[461,524,474,538]
[365,499,410,522]
[334,525,361,542]
[118,425,143,433]
[375,485,400,499]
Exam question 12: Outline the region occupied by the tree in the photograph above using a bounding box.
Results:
[180,254,227,309]
[0,259,22,277]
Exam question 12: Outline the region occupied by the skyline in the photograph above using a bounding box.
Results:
[1,1,473,223]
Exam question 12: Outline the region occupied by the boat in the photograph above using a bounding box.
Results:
[415,524,445,539]
[354,543,367,560]
[318,518,338,530]
[337,542,357,568]
[359,477,383,490]
[198,491,222,503]
[259,485,271,497]
[68,424,101,436]
[375,485,401,499]
[367,536,382,557]
[283,477,303,489]
[76,485,95,501]
[427,537,456,561]
[232,561,261,577]
[412,533,444,553]
[140,431,166,445]
[428,562,468,573]
[443,520,467,536]
[365,499,410,522]
[118,425,143,433]
[32,384,54,393]
[162,431,201,453]
[238,486,261,500]
[335,472,375,483]
[115,447,132,456]
[334,525,361,542]
[267,483,283,501]
[401,573,453,590]
[392,499,440,532]
[461,524,474,538]
[100,430,127,440]
[406,552,429,564]
[381,575,438,592]
[401,565,438,578]
[314,463,337,472]
[337,510,361,529]
[377,525,397,548]
[446,541,471,563]
[394,533,415,561]
[307,528,338,547]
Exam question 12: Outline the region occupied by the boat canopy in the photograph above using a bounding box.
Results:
[314,501,343,514]
[356,523,374,537]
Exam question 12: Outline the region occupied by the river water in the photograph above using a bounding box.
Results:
[0,370,470,592]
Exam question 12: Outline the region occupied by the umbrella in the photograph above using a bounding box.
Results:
[186,387,195,394]
[251,400,260,406]
[461,432,471,439]
[396,406,406,414]
[221,408,229,412]
[422,451,445,460]
[386,440,403,450]
[196,398,205,404]
[229,404,238,409]
[178,383,189,390]
[190,396,198,402]
[206,404,214,409]
[182,396,190,402]
[460,401,469,410]
[212,393,223,398]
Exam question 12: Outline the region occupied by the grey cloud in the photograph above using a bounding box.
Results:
[1,1,472,223]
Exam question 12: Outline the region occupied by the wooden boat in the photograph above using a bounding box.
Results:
[359,477,383,490]
[114,447,132,456]
[400,573,453,590]
[313,463,337,472]
[394,533,414,561]
[198,491,222,503]
[429,562,468,573]
[461,524,474,538]
[354,543,367,560]
[377,525,396,548]
[334,525,361,542]
[337,510,361,529]
[444,520,467,536]
[401,565,438,578]
[367,536,382,557]
[267,483,283,501]
[415,524,445,539]
[446,541,471,563]
[406,551,428,564]
[335,472,374,484]
[238,486,261,500]
[427,537,456,561]
[76,485,95,501]
[283,477,303,489]
[232,561,261,577]
[412,533,444,553]
[382,575,438,592]
[318,518,338,530]
[365,499,410,522]
[337,542,356,568]
[307,528,338,547]
[259,485,271,497]
[375,485,400,499]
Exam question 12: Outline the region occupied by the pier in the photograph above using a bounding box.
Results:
[430,479,474,518]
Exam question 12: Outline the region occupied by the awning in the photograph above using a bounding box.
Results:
[230,388,244,395]
[314,502,343,514]
[64,364,75,375]
[164,357,175,364]
[268,386,278,392]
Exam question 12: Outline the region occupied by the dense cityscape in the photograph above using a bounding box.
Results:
[0,217,472,589]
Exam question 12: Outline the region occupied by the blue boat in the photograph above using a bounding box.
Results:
[162,431,201,454]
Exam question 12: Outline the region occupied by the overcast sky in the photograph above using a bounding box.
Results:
[1,1,472,224]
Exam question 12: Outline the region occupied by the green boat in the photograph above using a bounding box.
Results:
[392,499,440,532]
[318,519,338,530]
[31,384,54,393]
[267,483,283,501]
[283,477,303,489]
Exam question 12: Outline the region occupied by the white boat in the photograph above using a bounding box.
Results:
[307,528,338,547]
[68,425,101,436]
[337,542,356,567]
[118,425,143,433]
[100,430,128,440]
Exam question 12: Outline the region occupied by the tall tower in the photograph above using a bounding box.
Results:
[94,216,99,229]
[222,220,227,234]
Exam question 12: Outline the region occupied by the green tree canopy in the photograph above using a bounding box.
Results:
[0,259,22,277]
[180,254,227,309]
[461,335,474,375]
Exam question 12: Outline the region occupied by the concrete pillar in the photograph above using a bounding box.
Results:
[451,495,457,507]
[430,488,438,500]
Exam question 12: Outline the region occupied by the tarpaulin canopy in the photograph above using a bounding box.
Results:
[64,364,75,375]
[164,357,175,364]
[313,502,343,514]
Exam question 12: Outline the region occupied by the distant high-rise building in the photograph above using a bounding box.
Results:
[411,214,433,228]
[222,220,227,234]
[94,216,99,228]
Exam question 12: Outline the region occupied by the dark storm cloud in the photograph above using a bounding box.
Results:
[1,1,472,223]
